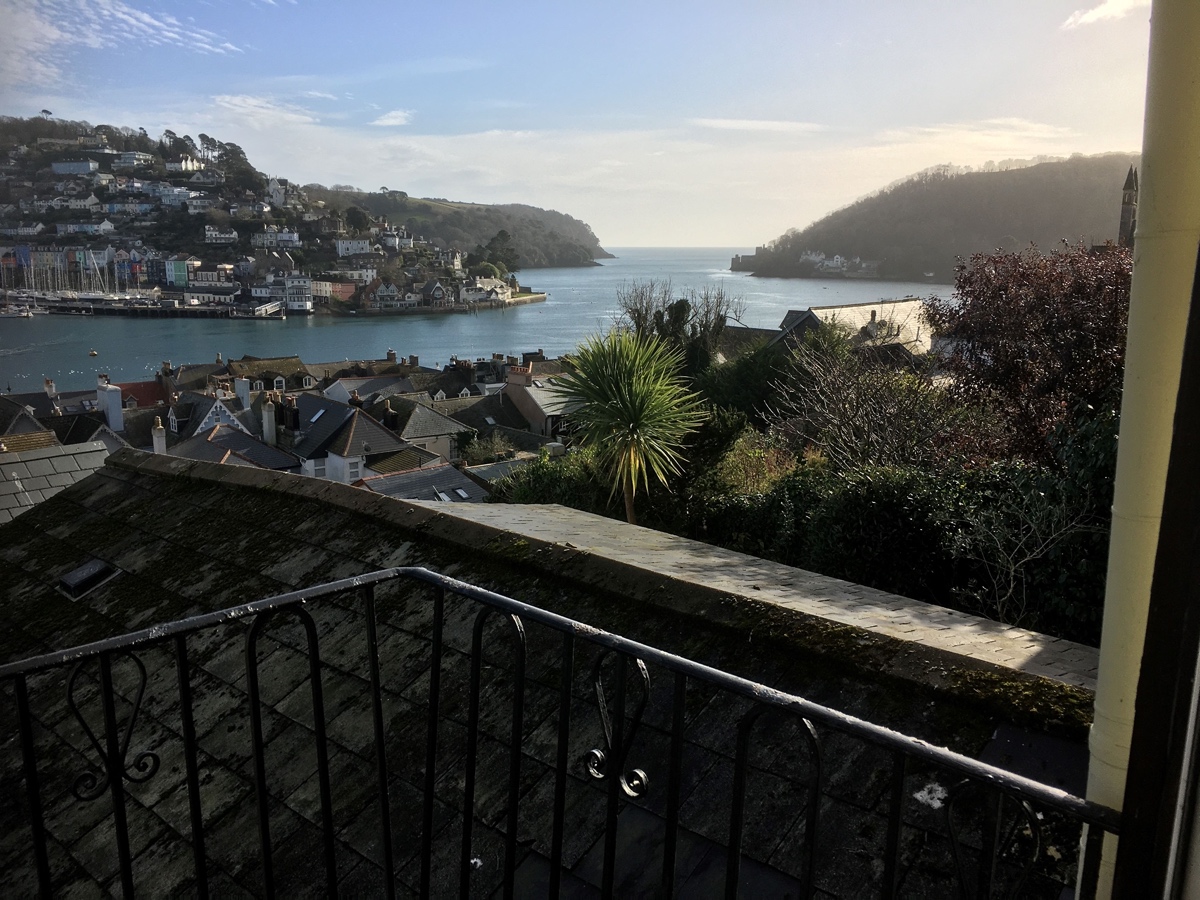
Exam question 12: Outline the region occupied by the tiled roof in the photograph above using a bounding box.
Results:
[463,457,534,483]
[0,429,58,452]
[364,445,440,474]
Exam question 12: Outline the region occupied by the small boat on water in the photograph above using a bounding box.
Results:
[0,307,33,318]
[88,349,98,357]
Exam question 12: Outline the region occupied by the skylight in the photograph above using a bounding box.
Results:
[435,490,452,502]
[454,488,470,499]
[310,408,324,423]
[485,416,496,426]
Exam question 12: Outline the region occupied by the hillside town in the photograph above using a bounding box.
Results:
[0,126,533,318]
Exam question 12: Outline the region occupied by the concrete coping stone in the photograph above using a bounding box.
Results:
[104,448,1100,724]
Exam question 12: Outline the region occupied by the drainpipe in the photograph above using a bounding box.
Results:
[1087,0,1200,893]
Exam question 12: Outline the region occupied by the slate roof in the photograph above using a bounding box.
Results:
[4,389,99,421]
[0,452,1089,897]
[357,461,490,502]
[463,457,534,483]
[393,401,469,442]
[0,440,108,524]
[426,392,530,433]
[521,376,576,418]
[288,393,355,459]
[325,408,407,458]
[170,425,300,471]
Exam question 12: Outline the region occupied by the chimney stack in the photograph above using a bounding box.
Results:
[44,378,56,398]
[262,397,276,446]
[235,376,250,409]
[98,382,124,432]
[152,416,167,454]
[386,348,397,364]
[408,354,419,367]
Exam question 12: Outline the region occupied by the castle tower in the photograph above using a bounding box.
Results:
[1119,164,1139,248]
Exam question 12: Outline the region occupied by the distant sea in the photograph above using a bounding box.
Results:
[0,248,940,394]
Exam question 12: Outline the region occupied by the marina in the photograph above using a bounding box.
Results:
[0,248,938,394]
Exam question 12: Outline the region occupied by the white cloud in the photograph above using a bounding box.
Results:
[691,118,827,134]
[370,109,415,127]
[0,0,244,88]
[211,95,317,127]
[1062,0,1150,29]
[302,91,338,100]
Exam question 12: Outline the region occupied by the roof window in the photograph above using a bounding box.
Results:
[454,488,470,499]
[59,558,118,599]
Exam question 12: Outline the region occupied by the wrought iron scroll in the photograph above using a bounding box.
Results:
[586,650,651,798]
[946,779,1042,899]
[66,652,160,801]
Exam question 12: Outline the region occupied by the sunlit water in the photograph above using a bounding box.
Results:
[0,248,940,393]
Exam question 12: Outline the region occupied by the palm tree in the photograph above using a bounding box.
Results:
[553,331,705,525]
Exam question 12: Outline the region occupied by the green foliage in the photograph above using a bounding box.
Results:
[489,446,620,518]
[553,331,706,524]
[344,206,371,234]
[460,432,516,466]
[694,345,786,425]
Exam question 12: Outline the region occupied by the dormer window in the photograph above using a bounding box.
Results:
[273,377,285,391]
[303,375,314,389]
[253,380,264,391]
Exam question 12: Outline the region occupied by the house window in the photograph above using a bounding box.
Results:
[435,491,452,502]
[273,377,285,391]
[303,376,314,389]
[454,488,470,499]
[313,460,326,478]
[253,380,264,391]
[348,460,360,480]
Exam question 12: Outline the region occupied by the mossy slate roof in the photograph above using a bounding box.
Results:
[0,451,1092,897]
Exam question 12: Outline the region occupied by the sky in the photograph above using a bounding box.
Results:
[0,0,1151,248]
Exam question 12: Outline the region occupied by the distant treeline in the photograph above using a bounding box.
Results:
[302,188,612,269]
[747,153,1139,282]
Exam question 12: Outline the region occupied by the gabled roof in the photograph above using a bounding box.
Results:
[326,409,407,458]
[427,392,530,433]
[171,424,299,470]
[206,424,299,469]
[357,461,489,502]
[0,394,49,436]
[463,457,534,483]
[393,401,469,441]
[289,393,356,459]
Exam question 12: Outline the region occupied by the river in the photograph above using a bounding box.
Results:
[0,248,941,393]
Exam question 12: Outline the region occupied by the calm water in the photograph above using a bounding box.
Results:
[0,248,939,393]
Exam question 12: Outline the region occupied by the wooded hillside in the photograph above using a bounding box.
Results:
[749,153,1139,282]
[303,187,612,268]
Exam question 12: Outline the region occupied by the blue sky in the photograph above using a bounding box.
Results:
[0,0,1151,246]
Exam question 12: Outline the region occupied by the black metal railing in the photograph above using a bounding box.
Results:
[0,567,1120,898]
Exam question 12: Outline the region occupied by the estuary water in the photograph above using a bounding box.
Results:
[0,247,940,393]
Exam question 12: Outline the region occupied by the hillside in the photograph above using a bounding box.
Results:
[302,187,612,268]
[0,115,610,269]
[743,153,1139,282]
